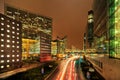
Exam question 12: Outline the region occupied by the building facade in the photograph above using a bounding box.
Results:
[93,0,108,53]
[4,5,52,62]
[87,10,94,48]
[0,13,22,73]
[51,40,58,56]
[108,0,120,58]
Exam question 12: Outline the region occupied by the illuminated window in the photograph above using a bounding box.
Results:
[12,22,15,24]
[7,65,10,67]
[0,60,4,63]
[7,40,10,43]
[12,31,15,34]
[17,33,19,35]
[12,45,15,48]
[7,30,10,33]
[12,27,15,29]
[1,34,4,36]
[7,45,10,48]
[1,44,4,47]
[17,59,19,61]
[1,55,4,57]
[17,28,19,30]
[17,46,19,48]
[12,59,15,62]
[1,66,4,68]
[7,55,10,57]
[7,35,10,38]
[7,60,10,63]
[17,41,19,44]
[1,39,4,42]
[12,41,15,43]
[17,55,19,57]
[17,24,19,26]
[1,28,4,31]
[7,25,10,28]
[12,55,15,57]
[1,17,4,20]
[17,37,19,39]
[12,36,15,38]
[1,50,4,52]
[1,23,4,25]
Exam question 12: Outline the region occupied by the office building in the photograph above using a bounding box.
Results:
[0,13,22,73]
[87,10,94,48]
[108,0,120,58]
[4,5,52,62]
[51,40,58,56]
[86,1,120,80]
[93,0,108,53]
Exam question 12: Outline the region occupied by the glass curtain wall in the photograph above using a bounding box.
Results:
[109,0,120,58]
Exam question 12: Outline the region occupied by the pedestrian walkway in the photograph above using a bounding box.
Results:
[0,63,41,79]
[86,54,120,80]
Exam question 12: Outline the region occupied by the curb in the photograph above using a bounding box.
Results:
[44,65,58,80]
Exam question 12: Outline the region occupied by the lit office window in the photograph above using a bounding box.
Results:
[1,28,4,31]
[12,41,15,43]
[12,22,15,24]
[1,55,4,57]
[12,36,15,38]
[1,66,4,68]
[0,60,4,63]
[7,45,10,48]
[1,50,4,52]
[17,59,19,61]
[1,39,4,42]
[12,50,15,52]
[17,46,19,48]
[7,55,10,57]
[17,37,19,39]
[7,60,10,63]
[7,65,10,68]
[1,34,4,36]
[7,35,10,38]
[12,27,15,29]
[12,31,15,34]
[17,41,19,44]
[17,55,19,57]
[1,17,4,20]
[12,45,15,48]
[12,55,15,57]
[7,25,10,28]
[17,24,19,26]
[17,33,19,35]
[7,40,10,43]
[1,23,4,25]
[7,30,10,33]
[12,59,15,62]
[1,44,4,47]
[17,28,19,31]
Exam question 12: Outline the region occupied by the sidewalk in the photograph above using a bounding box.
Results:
[0,63,41,79]
[86,54,120,80]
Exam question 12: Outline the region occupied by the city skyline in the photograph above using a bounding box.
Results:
[5,0,93,49]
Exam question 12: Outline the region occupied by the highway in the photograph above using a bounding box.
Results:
[46,57,81,80]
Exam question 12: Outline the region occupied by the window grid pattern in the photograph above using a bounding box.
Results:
[0,13,22,72]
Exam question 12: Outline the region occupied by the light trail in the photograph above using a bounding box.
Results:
[56,57,78,80]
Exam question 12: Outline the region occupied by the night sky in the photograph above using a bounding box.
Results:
[5,0,93,49]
